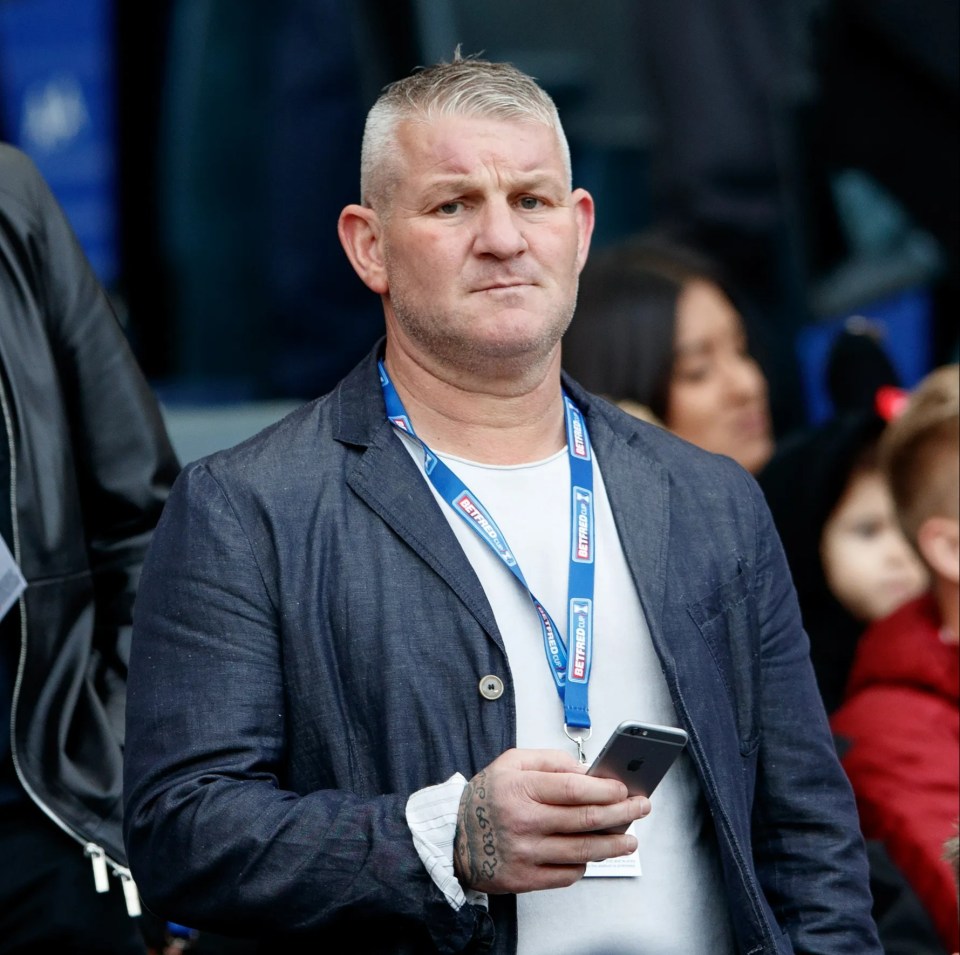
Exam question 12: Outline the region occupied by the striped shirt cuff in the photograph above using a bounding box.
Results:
[406,772,488,911]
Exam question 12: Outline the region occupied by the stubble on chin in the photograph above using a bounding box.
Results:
[388,290,578,384]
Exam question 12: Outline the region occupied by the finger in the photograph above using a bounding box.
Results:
[517,864,588,892]
[575,830,639,864]
[471,834,639,894]
[475,860,590,895]
[496,748,585,774]
[536,794,651,835]
[531,831,640,868]
[525,765,632,807]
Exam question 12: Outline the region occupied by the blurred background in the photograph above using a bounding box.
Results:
[0,0,956,463]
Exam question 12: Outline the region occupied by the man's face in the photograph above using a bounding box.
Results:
[373,114,594,380]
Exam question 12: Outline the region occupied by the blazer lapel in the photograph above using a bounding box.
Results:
[575,390,671,652]
[335,353,503,644]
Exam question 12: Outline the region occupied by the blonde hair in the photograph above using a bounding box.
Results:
[880,363,960,544]
[359,48,571,211]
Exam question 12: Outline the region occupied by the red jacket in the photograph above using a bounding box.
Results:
[831,594,960,953]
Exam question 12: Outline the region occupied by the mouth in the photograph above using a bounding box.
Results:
[471,278,535,293]
[734,411,771,439]
[475,284,528,293]
[883,579,923,600]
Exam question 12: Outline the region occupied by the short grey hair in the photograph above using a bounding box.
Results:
[359,49,572,211]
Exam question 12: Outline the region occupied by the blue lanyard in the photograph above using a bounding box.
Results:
[379,361,596,740]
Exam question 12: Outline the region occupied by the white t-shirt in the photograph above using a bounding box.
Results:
[405,440,735,954]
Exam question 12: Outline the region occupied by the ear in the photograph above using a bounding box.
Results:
[916,516,960,584]
[338,204,389,295]
[571,188,595,274]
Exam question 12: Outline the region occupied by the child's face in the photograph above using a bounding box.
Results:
[820,467,929,622]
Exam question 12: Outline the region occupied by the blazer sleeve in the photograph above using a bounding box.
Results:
[745,474,881,952]
[123,463,489,951]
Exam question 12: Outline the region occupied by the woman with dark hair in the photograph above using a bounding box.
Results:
[563,231,775,474]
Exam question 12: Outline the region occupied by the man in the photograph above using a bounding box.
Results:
[0,142,180,951]
[832,363,960,954]
[123,54,881,953]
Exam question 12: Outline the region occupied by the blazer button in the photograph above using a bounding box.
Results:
[479,675,504,700]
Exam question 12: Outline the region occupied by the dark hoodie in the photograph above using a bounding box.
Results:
[757,322,904,713]
[757,409,888,714]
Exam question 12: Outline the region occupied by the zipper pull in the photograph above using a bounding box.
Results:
[84,843,109,893]
[119,871,142,917]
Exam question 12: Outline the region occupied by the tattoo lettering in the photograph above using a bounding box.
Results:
[455,769,500,888]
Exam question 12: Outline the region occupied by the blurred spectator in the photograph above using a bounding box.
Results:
[831,362,960,955]
[634,0,959,431]
[154,1,279,398]
[633,0,813,440]
[563,229,775,474]
[262,0,386,399]
[0,142,179,952]
[811,0,960,365]
[757,326,928,714]
[150,0,387,401]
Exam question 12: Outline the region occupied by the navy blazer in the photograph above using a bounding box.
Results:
[124,343,880,954]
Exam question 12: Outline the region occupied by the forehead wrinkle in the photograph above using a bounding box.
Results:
[421,127,565,176]
[399,121,572,207]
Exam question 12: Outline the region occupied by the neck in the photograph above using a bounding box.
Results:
[382,340,567,465]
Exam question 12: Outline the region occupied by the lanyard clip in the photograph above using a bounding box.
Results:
[564,724,592,765]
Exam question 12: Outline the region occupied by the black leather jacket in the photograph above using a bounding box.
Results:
[0,143,179,901]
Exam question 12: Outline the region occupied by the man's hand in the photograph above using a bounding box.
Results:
[453,748,651,894]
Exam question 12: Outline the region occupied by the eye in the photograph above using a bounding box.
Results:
[436,201,463,216]
[517,195,544,210]
[851,518,884,540]
[673,361,712,384]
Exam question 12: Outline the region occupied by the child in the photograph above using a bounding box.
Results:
[831,364,960,955]
[758,398,928,714]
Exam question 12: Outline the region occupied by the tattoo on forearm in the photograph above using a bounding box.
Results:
[456,770,499,886]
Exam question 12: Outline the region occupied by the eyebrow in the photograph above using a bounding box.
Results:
[673,341,713,359]
[419,177,477,201]
[674,327,748,359]
[421,171,565,199]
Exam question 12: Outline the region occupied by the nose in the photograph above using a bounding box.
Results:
[724,355,767,401]
[473,198,528,259]
[885,530,922,569]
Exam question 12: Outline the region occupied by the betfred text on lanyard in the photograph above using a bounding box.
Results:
[378,360,597,761]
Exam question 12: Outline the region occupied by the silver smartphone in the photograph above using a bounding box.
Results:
[587,720,688,801]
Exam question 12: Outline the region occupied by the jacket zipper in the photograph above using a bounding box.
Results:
[0,370,140,917]
[84,843,142,915]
